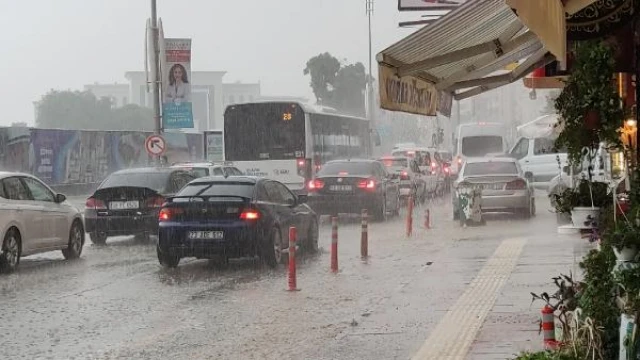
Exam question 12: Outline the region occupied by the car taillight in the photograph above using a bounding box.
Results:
[307,179,325,191]
[444,167,450,174]
[505,179,527,190]
[431,162,436,168]
[146,196,165,208]
[400,171,409,180]
[158,207,183,222]
[357,179,376,190]
[457,157,462,164]
[85,197,106,210]
[240,209,260,220]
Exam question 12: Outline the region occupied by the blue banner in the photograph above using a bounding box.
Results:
[163,102,194,129]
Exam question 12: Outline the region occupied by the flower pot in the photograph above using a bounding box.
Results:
[613,246,639,261]
[570,207,599,228]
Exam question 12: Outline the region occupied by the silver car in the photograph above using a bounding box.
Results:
[0,172,84,272]
[452,157,535,219]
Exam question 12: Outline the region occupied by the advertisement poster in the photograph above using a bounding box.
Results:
[162,38,194,129]
[205,131,224,161]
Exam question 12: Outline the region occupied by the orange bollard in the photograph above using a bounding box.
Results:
[541,305,558,349]
[331,216,338,273]
[424,209,431,229]
[406,196,414,237]
[361,209,368,258]
[287,226,297,291]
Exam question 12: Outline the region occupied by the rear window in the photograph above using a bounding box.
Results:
[318,162,374,176]
[100,172,169,192]
[461,136,503,157]
[177,181,255,198]
[464,162,518,176]
[438,152,452,161]
[380,158,407,168]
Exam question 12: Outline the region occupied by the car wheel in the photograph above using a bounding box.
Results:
[263,227,284,268]
[0,228,20,273]
[374,197,387,222]
[62,220,84,260]
[305,219,319,254]
[88,232,107,246]
[157,245,180,268]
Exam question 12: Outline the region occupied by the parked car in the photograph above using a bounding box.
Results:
[306,159,401,221]
[157,176,318,268]
[509,136,568,189]
[452,157,535,219]
[0,172,84,272]
[171,161,244,178]
[379,156,427,204]
[84,167,196,245]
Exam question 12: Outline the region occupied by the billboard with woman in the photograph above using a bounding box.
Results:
[162,38,194,129]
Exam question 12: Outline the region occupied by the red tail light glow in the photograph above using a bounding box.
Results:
[146,196,165,208]
[297,159,305,167]
[357,179,376,190]
[158,207,183,222]
[240,209,260,220]
[85,197,106,210]
[400,171,409,180]
[444,167,450,174]
[457,157,462,164]
[307,179,325,191]
[338,171,349,176]
[505,179,527,190]
[431,162,436,168]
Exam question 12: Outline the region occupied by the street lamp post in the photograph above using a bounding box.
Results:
[150,1,162,134]
[366,0,376,149]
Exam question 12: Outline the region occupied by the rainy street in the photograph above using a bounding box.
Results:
[0,194,588,359]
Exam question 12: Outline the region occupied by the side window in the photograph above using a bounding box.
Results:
[264,181,285,203]
[273,182,295,205]
[2,177,31,201]
[0,181,5,198]
[422,152,432,166]
[256,183,269,201]
[374,163,386,178]
[213,167,224,176]
[410,160,420,174]
[22,177,55,202]
[510,138,530,160]
[169,172,192,193]
[533,138,557,155]
[228,167,243,175]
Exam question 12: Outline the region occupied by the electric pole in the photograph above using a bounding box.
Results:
[366,0,376,145]
[150,0,162,160]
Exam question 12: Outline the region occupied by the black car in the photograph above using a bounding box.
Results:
[157,176,318,268]
[306,159,401,221]
[85,167,196,245]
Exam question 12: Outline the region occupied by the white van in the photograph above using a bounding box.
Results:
[509,137,568,189]
[452,123,509,175]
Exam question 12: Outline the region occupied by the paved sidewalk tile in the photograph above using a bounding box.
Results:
[466,226,593,360]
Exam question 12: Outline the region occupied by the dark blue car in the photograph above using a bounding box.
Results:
[157,176,318,268]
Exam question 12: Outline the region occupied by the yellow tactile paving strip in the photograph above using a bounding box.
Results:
[411,238,527,360]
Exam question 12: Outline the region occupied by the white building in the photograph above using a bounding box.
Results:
[83,71,261,131]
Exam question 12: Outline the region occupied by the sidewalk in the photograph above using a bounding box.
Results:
[466,217,593,359]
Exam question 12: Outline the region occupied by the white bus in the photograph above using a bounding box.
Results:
[224,101,372,195]
[452,122,509,175]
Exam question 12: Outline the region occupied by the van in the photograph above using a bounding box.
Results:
[452,123,509,175]
[390,147,440,194]
[509,136,568,189]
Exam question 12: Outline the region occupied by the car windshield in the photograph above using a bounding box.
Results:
[177,181,255,198]
[318,162,374,176]
[464,162,518,176]
[379,158,407,172]
[175,167,209,177]
[99,172,168,192]
[461,136,503,157]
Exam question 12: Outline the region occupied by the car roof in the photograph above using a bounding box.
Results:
[171,163,232,168]
[0,171,37,180]
[324,159,379,164]
[464,157,516,164]
[378,156,409,161]
[111,167,177,175]
[189,175,260,184]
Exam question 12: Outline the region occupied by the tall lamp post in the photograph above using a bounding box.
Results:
[366,0,376,151]
[150,0,163,164]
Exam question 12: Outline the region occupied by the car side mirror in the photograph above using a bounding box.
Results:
[524,172,533,182]
[55,193,67,203]
[287,197,296,207]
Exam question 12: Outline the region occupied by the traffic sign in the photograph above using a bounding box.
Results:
[145,135,166,156]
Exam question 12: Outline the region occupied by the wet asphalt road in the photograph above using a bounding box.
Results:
[0,194,555,359]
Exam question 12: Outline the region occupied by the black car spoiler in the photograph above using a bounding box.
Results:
[165,195,249,203]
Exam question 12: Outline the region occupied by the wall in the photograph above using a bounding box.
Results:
[0,127,204,186]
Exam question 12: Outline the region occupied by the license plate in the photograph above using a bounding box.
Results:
[188,231,224,240]
[482,183,505,190]
[109,200,139,210]
[330,185,353,191]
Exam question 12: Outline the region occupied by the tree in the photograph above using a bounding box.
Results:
[303,52,368,116]
[541,90,561,115]
[35,90,153,131]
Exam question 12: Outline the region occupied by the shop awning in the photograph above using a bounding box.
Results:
[377,0,552,117]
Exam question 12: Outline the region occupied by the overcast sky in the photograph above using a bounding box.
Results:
[0,0,435,126]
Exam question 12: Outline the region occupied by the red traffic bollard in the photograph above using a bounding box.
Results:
[361,209,368,259]
[331,216,338,273]
[287,226,298,291]
[406,196,414,237]
[424,209,431,229]
[541,305,558,349]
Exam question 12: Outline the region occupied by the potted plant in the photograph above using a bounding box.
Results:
[568,179,610,228]
[603,223,640,261]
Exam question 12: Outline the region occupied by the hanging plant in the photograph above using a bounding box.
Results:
[554,41,625,165]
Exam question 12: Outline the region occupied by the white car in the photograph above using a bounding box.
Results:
[0,172,85,272]
[171,161,244,178]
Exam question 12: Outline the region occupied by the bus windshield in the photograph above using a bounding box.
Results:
[461,136,503,157]
[224,103,305,161]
